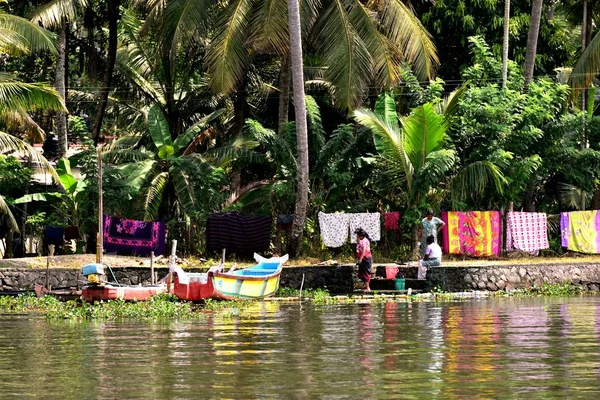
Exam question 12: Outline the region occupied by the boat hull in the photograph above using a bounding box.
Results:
[82,285,167,302]
[173,271,281,301]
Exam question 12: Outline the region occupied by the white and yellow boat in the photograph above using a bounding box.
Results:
[172,254,288,301]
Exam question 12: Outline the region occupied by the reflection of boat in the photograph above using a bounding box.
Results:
[80,263,168,302]
[172,254,287,301]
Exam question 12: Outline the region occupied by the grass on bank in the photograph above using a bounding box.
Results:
[0,283,591,320]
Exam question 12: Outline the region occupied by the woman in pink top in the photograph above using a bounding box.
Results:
[355,228,373,291]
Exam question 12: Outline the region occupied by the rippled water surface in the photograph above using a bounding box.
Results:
[1,296,600,398]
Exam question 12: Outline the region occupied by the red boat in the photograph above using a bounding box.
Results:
[81,284,167,302]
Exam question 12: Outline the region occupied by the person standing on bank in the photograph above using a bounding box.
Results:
[421,209,445,256]
[355,228,373,292]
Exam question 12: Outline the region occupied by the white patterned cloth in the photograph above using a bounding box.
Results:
[318,212,350,248]
[349,213,381,243]
[506,212,549,252]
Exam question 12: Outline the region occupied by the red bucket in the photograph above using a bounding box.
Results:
[385,266,399,280]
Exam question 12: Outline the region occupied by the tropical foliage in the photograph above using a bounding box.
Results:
[3,0,600,260]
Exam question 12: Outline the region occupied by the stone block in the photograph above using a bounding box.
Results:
[496,280,506,290]
[519,268,527,277]
[487,282,498,291]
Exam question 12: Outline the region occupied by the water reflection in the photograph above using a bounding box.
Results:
[1,297,600,398]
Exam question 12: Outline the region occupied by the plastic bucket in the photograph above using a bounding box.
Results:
[385,266,399,280]
[394,278,405,291]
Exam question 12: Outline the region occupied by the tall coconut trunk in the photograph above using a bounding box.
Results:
[278,54,291,134]
[523,0,543,88]
[287,0,309,257]
[55,25,68,158]
[501,0,510,88]
[91,0,120,142]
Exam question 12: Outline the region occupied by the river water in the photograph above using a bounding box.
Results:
[1,296,600,399]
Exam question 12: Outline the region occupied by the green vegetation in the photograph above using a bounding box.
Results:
[0,294,258,320]
[1,0,600,261]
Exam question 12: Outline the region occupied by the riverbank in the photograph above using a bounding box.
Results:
[2,254,600,293]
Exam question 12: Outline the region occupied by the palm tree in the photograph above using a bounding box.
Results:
[158,0,439,111]
[30,0,89,158]
[502,0,510,88]
[286,0,309,256]
[523,0,544,87]
[0,11,65,242]
[354,93,505,252]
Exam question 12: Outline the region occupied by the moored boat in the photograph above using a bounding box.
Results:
[80,262,168,302]
[81,283,167,302]
[172,254,288,301]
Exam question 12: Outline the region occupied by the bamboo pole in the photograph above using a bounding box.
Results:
[167,240,177,293]
[96,147,103,265]
[150,251,155,285]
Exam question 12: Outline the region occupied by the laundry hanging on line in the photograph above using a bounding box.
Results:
[560,211,600,254]
[349,213,381,243]
[442,211,501,257]
[318,212,351,248]
[206,211,271,254]
[318,212,381,248]
[383,212,400,231]
[506,212,549,252]
[103,215,166,256]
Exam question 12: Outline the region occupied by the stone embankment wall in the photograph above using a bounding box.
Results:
[2,263,600,293]
[428,263,600,292]
[0,265,356,293]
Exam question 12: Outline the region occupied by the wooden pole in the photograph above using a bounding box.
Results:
[96,147,103,265]
[221,248,226,265]
[150,251,155,285]
[167,240,177,293]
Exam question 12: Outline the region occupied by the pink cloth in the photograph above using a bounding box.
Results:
[384,212,400,230]
[356,237,372,258]
[506,212,549,252]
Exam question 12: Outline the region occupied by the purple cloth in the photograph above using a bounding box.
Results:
[206,212,271,254]
[103,215,166,256]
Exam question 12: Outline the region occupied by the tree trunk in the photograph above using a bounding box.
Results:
[55,25,68,158]
[501,0,510,88]
[523,0,543,88]
[91,0,119,142]
[287,0,309,257]
[278,54,291,134]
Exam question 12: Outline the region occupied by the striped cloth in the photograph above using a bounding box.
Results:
[206,212,271,254]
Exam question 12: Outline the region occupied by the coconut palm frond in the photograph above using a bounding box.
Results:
[0,195,19,233]
[30,0,87,28]
[354,108,414,189]
[161,0,212,58]
[350,0,402,88]
[557,182,591,210]
[450,160,506,204]
[570,30,600,92]
[205,0,255,94]
[0,131,61,185]
[0,77,66,113]
[379,0,439,80]
[248,0,289,54]
[0,12,56,54]
[314,0,372,110]
[0,109,45,142]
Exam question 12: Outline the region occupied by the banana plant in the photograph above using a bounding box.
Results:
[14,158,86,227]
